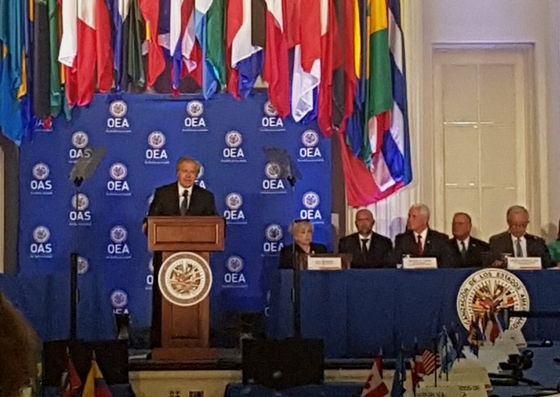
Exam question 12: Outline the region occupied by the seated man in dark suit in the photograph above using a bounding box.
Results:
[489,205,554,268]
[448,212,489,268]
[279,220,328,269]
[393,204,454,267]
[338,209,392,268]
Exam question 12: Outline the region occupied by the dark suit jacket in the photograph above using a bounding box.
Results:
[393,229,454,268]
[448,237,490,268]
[145,182,216,348]
[279,243,328,269]
[147,182,217,217]
[489,231,554,268]
[338,232,393,268]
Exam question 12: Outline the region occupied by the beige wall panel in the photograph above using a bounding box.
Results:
[444,125,479,186]
[480,64,516,123]
[442,64,478,122]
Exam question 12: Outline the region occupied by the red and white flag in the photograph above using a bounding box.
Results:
[361,356,388,397]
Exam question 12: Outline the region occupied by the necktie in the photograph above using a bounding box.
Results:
[361,239,368,254]
[515,238,523,257]
[180,190,189,216]
[460,241,467,258]
[417,235,423,256]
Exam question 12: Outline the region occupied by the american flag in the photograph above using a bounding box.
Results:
[420,349,440,376]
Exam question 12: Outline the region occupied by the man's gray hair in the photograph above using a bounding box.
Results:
[506,205,529,221]
[410,203,430,220]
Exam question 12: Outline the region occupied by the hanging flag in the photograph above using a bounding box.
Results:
[390,350,406,397]
[169,0,186,94]
[206,0,226,88]
[83,352,112,397]
[33,0,51,122]
[106,0,130,91]
[194,0,219,99]
[138,0,164,89]
[231,0,263,98]
[317,0,337,136]
[120,0,145,90]
[61,349,82,397]
[467,318,484,357]
[361,356,388,397]
[76,0,97,105]
[96,0,113,92]
[291,0,321,122]
[59,0,78,108]
[438,327,458,376]
[225,0,242,99]
[0,0,25,144]
[262,0,289,118]
[48,0,62,117]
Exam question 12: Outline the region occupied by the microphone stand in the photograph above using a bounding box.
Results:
[287,175,302,339]
[70,176,84,341]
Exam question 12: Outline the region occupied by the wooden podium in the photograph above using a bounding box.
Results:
[147,216,225,361]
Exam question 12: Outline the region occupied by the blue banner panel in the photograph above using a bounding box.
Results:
[19,93,332,339]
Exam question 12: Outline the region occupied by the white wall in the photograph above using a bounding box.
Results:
[417,0,560,238]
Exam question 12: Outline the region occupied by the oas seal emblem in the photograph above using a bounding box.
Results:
[32,163,50,180]
[264,101,278,117]
[457,269,530,331]
[148,131,166,149]
[158,252,212,307]
[187,100,204,117]
[109,100,127,118]
[302,191,320,209]
[301,130,319,147]
[225,131,243,148]
[71,131,89,149]
[265,162,281,179]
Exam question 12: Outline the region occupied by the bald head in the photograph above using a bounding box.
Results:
[355,209,375,236]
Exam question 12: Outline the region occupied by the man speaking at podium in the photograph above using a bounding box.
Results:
[143,157,217,348]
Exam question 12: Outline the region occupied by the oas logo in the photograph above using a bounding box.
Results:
[226,193,243,210]
[159,252,212,307]
[77,256,89,274]
[187,101,204,117]
[264,101,278,117]
[110,226,128,244]
[225,131,243,148]
[110,290,128,309]
[33,226,51,244]
[71,193,89,211]
[265,163,281,179]
[32,163,50,180]
[302,191,320,209]
[265,224,283,242]
[227,256,244,273]
[148,131,166,149]
[302,130,319,147]
[456,269,530,332]
[198,164,205,178]
[109,100,128,118]
[72,131,89,149]
[110,163,128,180]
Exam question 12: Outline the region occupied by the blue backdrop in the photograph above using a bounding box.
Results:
[17,93,332,341]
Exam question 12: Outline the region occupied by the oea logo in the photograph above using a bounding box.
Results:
[107,225,131,257]
[110,289,129,313]
[145,131,169,164]
[107,163,130,195]
[263,224,284,254]
[31,163,52,193]
[261,101,284,130]
[183,101,208,131]
[223,193,246,223]
[262,162,285,192]
[222,131,245,161]
[299,130,322,161]
[107,100,130,132]
[224,256,246,285]
[300,191,322,220]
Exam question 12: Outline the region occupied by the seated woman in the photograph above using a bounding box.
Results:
[278,220,328,269]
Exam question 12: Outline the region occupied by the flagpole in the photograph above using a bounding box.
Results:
[433,338,437,387]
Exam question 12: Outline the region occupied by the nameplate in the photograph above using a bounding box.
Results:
[507,257,542,270]
[403,257,438,269]
[307,256,343,271]
[417,384,486,397]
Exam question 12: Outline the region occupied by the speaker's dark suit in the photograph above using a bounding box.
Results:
[279,243,328,269]
[489,231,554,268]
[393,229,454,267]
[146,182,217,348]
[338,232,393,268]
[448,237,490,268]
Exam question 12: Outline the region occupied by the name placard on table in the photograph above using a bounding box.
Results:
[507,257,542,270]
[403,257,438,269]
[307,256,343,271]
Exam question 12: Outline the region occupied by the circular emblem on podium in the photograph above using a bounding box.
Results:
[456,268,530,331]
[158,252,212,307]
